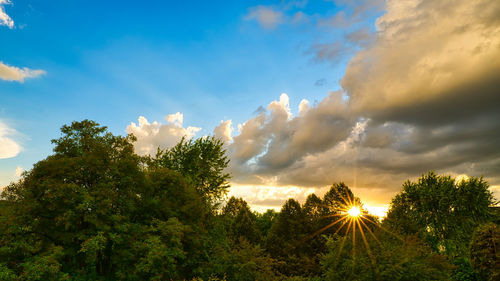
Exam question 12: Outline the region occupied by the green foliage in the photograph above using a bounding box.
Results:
[469,223,500,281]
[385,172,494,256]
[20,246,70,281]
[0,120,497,280]
[255,209,278,238]
[321,230,454,281]
[0,263,16,281]
[266,199,304,258]
[229,238,280,281]
[0,120,211,279]
[148,136,230,203]
[130,218,187,280]
[451,257,483,281]
[322,183,361,213]
[223,197,261,243]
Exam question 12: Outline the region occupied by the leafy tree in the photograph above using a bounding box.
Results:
[266,199,304,257]
[300,194,329,275]
[469,223,500,281]
[229,238,281,281]
[265,199,311,277]
[222,197,250,217]
[322,183,360,215]
[385,172,494,257]
[1,120,143,278]
[222,197,260,243]
[303,194,323,220]
[148,136,230,203]
[321,229,454,281]
[255,209,278,238]
[128,218,187,281]
[3,120,498,280]
[0,120,212,279]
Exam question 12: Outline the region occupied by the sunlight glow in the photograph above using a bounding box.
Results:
[347,205,361,218]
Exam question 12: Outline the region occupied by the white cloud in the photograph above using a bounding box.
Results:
[0,0,14,29]
[245,6,284,29]
[0,121,21,159]
[165,112,183,126]
[0,2,46,82]
[213,120,233,143]
[15,166,23,177]
[126,114,201,156]
[0,61,46,82]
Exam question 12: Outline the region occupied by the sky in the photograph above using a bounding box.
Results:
[1,0,499,216]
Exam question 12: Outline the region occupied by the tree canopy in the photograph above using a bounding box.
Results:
[0,120,498,280]
[385,172,494,256]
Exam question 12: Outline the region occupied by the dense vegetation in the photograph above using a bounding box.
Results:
[0,120,498,280]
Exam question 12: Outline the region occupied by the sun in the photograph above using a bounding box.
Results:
[347,205,361,218]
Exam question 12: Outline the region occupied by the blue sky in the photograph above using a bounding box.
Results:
[2,0,499,214]
[1,0,362,181]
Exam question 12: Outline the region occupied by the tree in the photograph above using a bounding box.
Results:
[228,238,281,281]
[0,120,211,279]
[321,230,454,281]
[265,199,309,276]
[469,223,500,281]
[148,137,230,203]
[322,183,360,215]
[255,209,278,238]
[1,120,143,278]
[385,172,494,257]
[223,197,250,218]
[222,197,260,243]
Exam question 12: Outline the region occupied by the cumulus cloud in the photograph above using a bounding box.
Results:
[0,0,14,28]
[0,121,21,159]
[244,6,284,29]
[213,120,233,144]
[126,114,201,156]
[0,61,46,82]
[227,92,353,184]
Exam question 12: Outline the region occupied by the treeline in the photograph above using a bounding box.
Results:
[0,120,498,281]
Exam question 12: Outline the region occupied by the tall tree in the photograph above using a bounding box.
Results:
[1,120,144,278]
[385,172,494,257]
[0,120,213,280]
[148,137,230,203]
[222,197,260,243]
